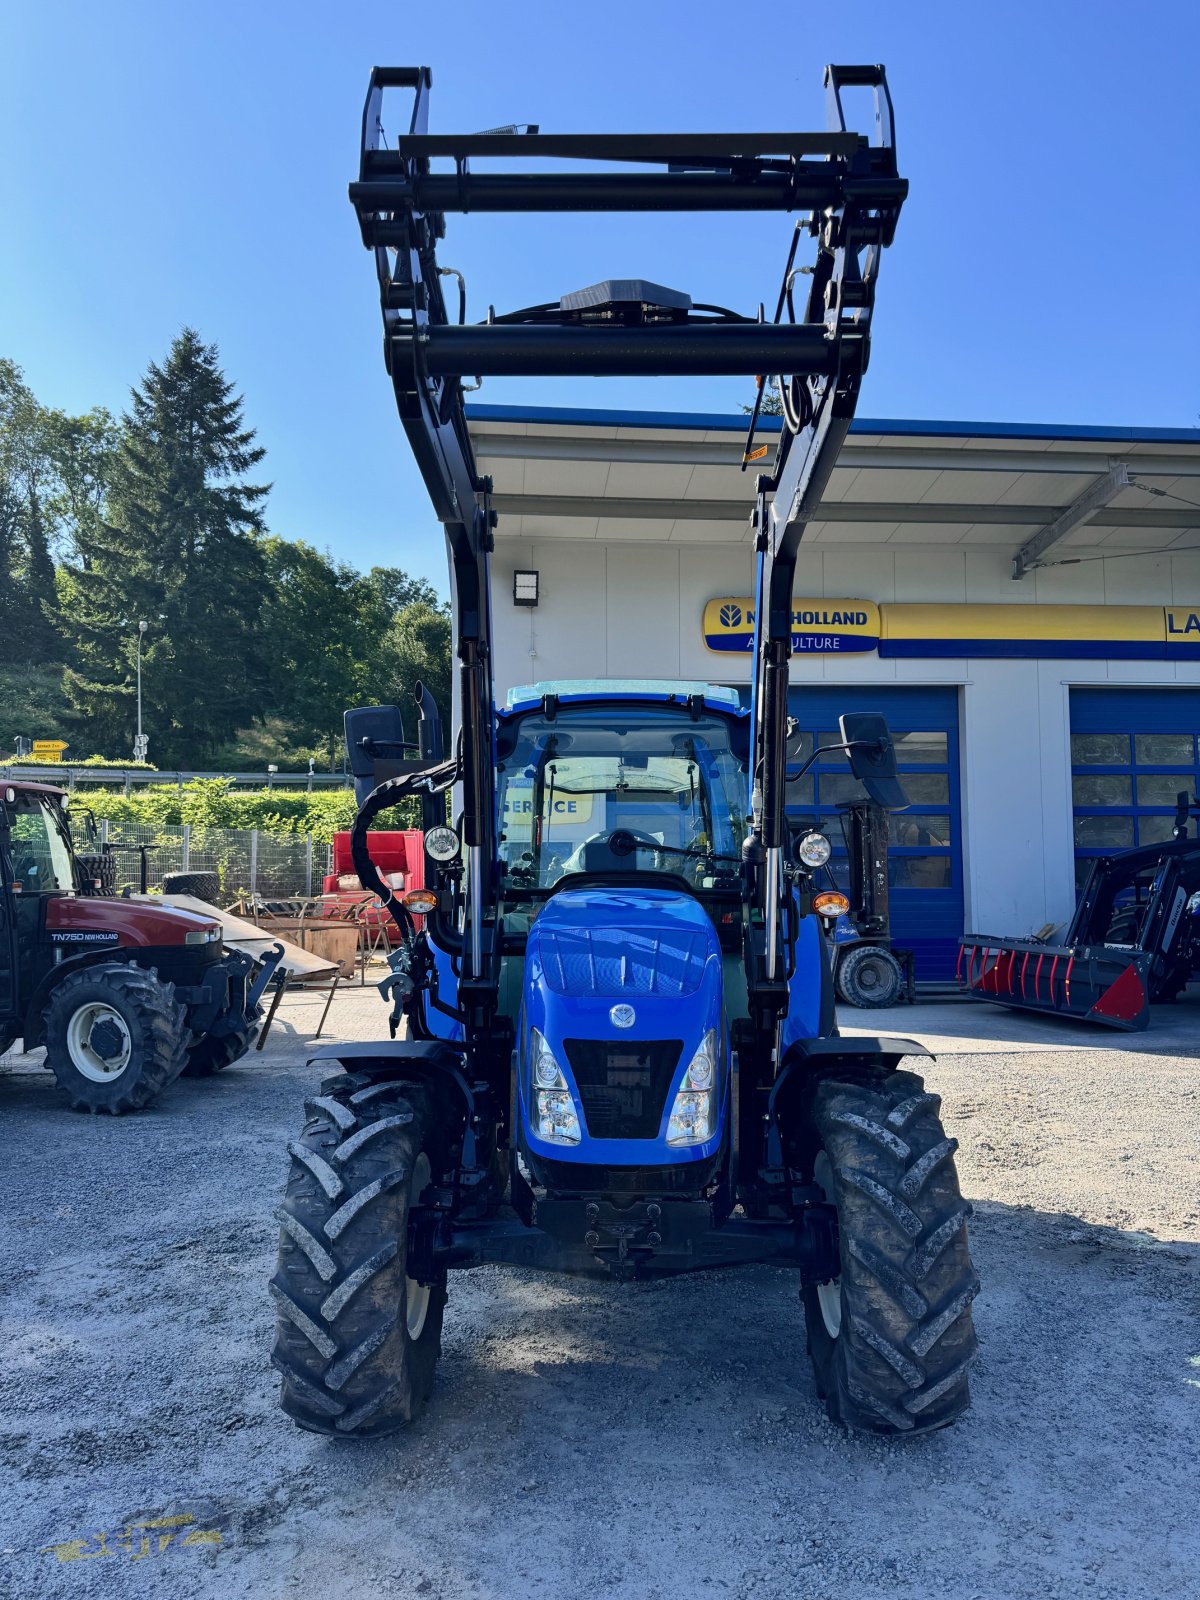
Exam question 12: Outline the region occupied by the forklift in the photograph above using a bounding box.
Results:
[269,64,979,1438]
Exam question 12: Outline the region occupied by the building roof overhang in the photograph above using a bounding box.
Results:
[467,405,1200,579]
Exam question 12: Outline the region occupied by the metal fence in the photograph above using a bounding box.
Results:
[3,765,352,795]
[98,821,333,904]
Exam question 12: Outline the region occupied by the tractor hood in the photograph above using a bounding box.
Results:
[46,895,221,948]
[520,887,725,1163]
[530,887,717,1001]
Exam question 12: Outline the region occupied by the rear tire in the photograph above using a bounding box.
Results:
[76,853,117,896]
[43,964,189,1114]
[835,944,904,1008]
[162,870,220,903]
[801,1070,979,1434]
[271,1078,446,1436]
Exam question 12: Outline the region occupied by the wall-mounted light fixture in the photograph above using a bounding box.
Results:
[513,569,540,607]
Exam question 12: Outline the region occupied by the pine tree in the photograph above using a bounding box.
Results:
[62,330,270,763]
[0,359,62,664]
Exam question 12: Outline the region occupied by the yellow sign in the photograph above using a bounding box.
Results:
[32,739,69,757]
[703,600,1200,661]
[1165,607,1200,646]
[703,599,880,655]
[503,788,594,828]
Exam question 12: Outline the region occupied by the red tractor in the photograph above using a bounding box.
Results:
[0,779,280,1112]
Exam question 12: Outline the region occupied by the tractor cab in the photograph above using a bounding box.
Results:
[496,685,749,1206]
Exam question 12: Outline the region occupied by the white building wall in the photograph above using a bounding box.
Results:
[490,539,1200,938]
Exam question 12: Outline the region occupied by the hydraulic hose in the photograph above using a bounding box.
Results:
[348,755,459,943]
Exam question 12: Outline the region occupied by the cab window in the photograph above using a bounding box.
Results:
[7,794,76,894]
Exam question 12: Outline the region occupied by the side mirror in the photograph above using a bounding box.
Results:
[839,712,909,810]
[344,705,409,805]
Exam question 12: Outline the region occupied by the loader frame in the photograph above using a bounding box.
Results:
[346,64,907,1063]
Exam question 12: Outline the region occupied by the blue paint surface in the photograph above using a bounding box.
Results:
[519,887,726,1169]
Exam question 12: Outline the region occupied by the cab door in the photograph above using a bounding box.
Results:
[0,805,19,1027]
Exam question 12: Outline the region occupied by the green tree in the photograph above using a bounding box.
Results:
[0,359,61,663]
[364,565,443,616]
[258,536,365,754]
[62,329,270,764]
[368,599,453,734]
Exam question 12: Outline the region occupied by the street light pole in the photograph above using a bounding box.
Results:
[134,620,148,761]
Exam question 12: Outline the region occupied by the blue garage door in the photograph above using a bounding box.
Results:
[783,686,964,981]
[1070,688,1200,889]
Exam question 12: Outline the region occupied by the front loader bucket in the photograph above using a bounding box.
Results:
[958,935,1152,1031]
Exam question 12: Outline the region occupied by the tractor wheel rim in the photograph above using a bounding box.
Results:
[406,1151,433,1341]
[813,1150,843,1339]
[66,1003,133,1083]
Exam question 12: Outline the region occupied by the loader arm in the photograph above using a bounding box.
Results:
[348,64,907,1043]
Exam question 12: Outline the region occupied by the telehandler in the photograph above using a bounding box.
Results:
[270,64,979,1436]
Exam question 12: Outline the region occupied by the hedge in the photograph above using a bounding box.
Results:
[71,779,419,843]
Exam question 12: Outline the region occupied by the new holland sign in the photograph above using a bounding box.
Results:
[703,599,880,655]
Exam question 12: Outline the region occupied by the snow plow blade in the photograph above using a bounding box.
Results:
[958,935,1152,1031]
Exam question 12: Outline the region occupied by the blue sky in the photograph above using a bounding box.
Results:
[3,1,1197,594]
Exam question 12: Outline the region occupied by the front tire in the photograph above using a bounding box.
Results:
[835,944,904,1008]
[43,964,189,1114]
[182,1023,258,1077]
[801,1070,979,1434]
[271,1078,446,1436]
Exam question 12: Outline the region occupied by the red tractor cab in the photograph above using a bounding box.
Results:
[0,780,279,1112]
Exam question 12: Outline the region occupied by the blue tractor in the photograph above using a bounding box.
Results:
[270,65,979,1437]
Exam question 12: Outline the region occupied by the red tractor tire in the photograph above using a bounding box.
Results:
[42,963,189,1114]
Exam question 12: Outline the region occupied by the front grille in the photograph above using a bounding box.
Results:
[563,1039,681,1140]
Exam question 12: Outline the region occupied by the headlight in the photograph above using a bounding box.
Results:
[798,831,832,868]
[666,1030,717,1146]
[424,825,461,862]
[529,1029,581,1144]
[185,928,221,945]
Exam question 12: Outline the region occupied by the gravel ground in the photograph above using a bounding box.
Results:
[2,992,1198,1600]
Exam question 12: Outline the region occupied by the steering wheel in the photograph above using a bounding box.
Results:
[13,854,39,884]
[596,828,663,859]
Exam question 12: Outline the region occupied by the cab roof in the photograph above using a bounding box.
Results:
[2,778,67,799]
[501,679,746,720]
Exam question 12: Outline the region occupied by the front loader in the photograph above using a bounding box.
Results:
[270,65,979,1437]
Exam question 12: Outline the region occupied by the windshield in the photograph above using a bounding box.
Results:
[8,793,76,894]
[496,704,747,893]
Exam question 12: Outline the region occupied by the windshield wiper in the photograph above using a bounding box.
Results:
[651,843,743,865]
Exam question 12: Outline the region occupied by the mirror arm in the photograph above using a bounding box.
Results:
[789,737,882,781]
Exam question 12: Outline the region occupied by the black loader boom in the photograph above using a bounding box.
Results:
[345,64,908,1053]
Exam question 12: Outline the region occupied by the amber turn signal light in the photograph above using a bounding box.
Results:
[812,891,851,918]
[402,889,438,914]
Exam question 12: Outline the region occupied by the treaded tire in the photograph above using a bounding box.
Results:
[162,870,220,903]
[182,1023,259,1077]
[76,853,117,895]
[43,964,189,1114]
[835,944,904,1008]
[801,1069,979,1434]
[271,1077,447,1437]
